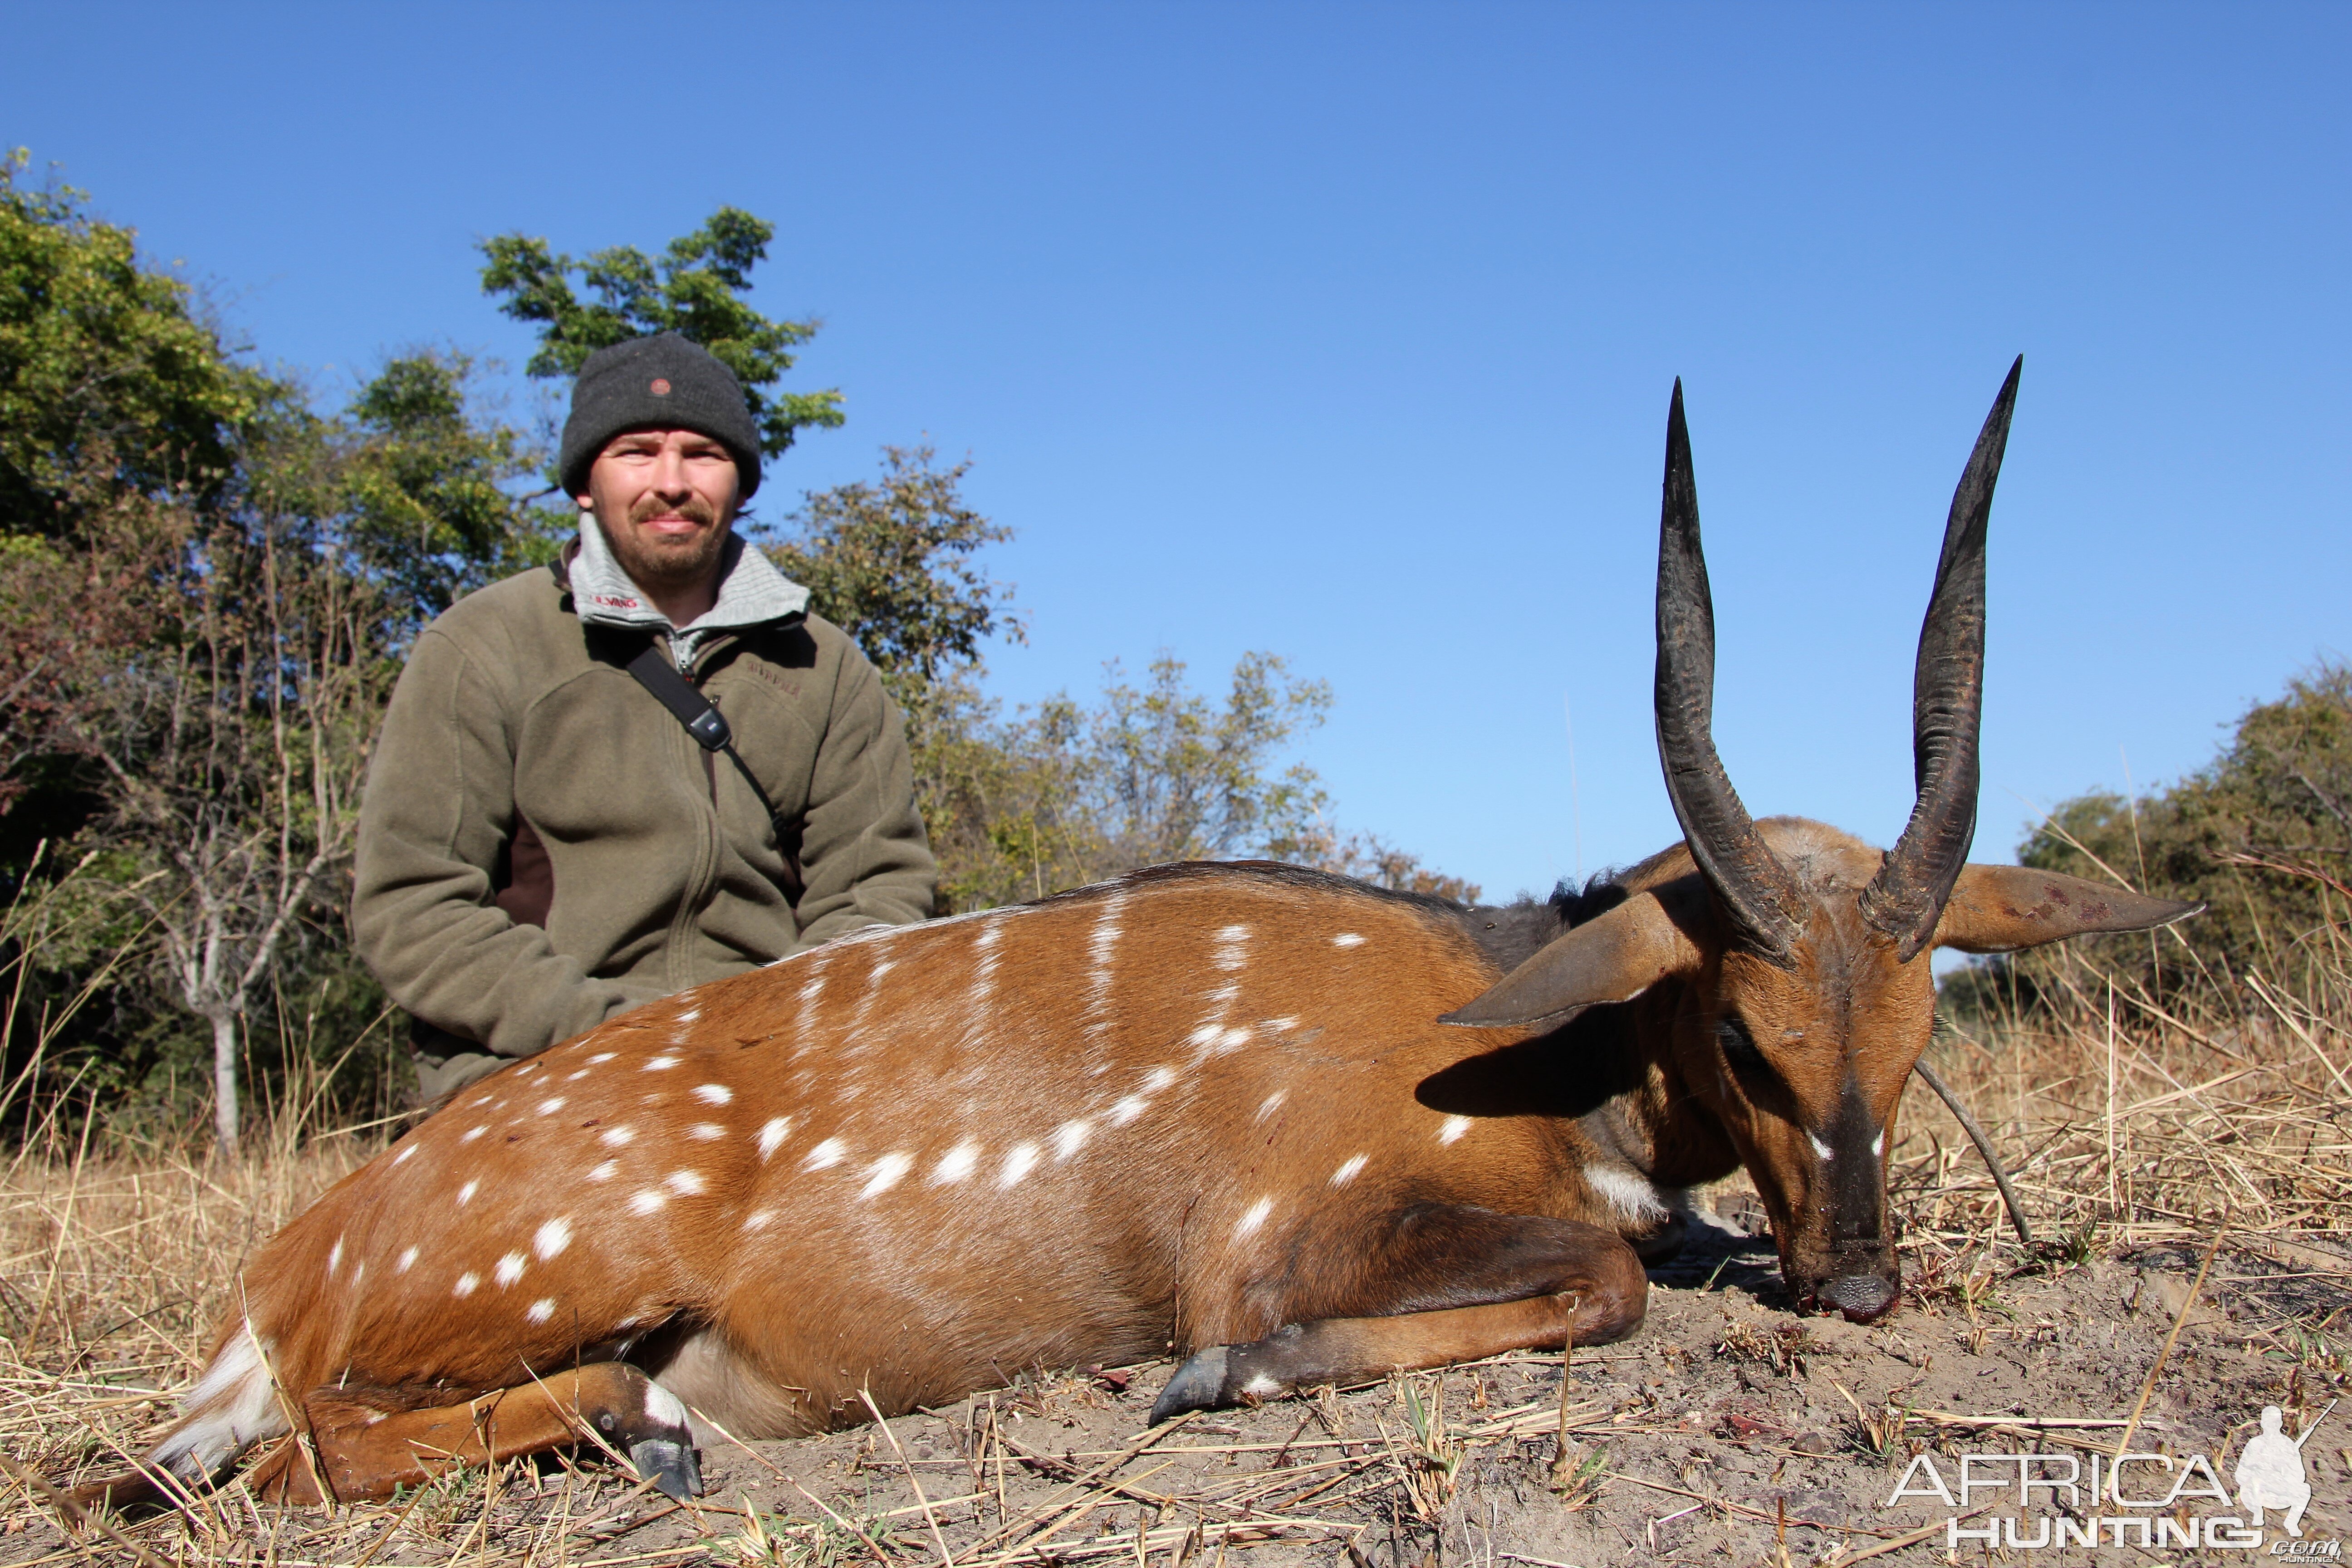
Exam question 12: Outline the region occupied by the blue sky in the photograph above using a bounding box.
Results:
[6,4,2346,902]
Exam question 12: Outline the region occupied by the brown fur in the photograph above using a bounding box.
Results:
[211,866,1646,1438]
[98,837,2188,1504]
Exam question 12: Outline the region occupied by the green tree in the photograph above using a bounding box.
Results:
[762,445,1024,697]
[479,207,843,461]
[341,348,567,633]
[1945,662,2352,1020]
[919,652,1341,910]
[0,150,261,540]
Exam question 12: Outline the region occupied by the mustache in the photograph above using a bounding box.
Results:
[628,492,721,528]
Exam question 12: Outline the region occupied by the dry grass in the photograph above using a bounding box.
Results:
[0,916,2344,1566]
[1894,921,2352,1284]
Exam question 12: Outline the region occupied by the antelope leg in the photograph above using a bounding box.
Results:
[251,1362,701,1504]
[1153,1210,1644,1422]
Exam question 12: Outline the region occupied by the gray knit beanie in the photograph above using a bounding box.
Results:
[559,332,763,500]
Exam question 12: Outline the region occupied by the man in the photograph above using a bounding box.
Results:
[353,332,936,1102]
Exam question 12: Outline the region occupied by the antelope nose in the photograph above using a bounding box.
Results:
[1818,1274,1896,1323]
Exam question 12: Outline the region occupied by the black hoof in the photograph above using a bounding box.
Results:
[1149,1345,1230,1425]
[628,1438,704,1500]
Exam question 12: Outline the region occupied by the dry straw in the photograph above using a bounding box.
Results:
[0,853,2344,1565]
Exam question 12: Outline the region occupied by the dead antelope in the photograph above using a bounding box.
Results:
[78,359,2196,1511]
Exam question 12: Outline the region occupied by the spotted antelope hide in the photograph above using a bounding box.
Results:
[76,359,2199,1511]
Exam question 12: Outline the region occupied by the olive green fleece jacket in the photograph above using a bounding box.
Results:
[350,559,935,1083]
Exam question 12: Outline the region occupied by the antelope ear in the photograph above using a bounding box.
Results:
[1441,886,1706,1029]
[1933,864,2204,955]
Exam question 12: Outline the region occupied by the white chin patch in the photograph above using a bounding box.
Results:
[1808,1133,1834,1161]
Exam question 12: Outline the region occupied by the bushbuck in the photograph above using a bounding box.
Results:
[78,359,2195,1510]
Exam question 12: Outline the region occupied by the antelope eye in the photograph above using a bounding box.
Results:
[1715,1017,1771,1077]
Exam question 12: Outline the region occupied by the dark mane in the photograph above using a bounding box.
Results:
[1023,858,1481,921]
[1456,871,1632,974]
[1021,858,1637,978]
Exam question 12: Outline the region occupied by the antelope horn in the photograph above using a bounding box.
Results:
[1860,358,2022,960]
[1654,380,1806,960]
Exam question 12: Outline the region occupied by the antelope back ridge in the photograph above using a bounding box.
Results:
[77,362,2204,1511]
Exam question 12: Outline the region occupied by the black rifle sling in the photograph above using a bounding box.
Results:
[624,642,800,878]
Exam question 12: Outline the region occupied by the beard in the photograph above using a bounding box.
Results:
[598,491,730,594]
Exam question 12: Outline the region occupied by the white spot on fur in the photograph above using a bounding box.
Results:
[694,1083,733,1106]
[1809,1133,1834,1161]
[1585,1164,1669,1224]
[566,1068,592,1082]
[537,1097,565,1115]
[1331,1154,1368,1187]
[689,1122,725,1140]
[742,1209,773,1231]
[803,1137,846,1171]
[527,1298,555,1323]
[1870,1130,1886,1157]
[454,1272,480,1298]
[495,1252,527,1287]
[392,1145,417,1166]
[1241,1373,1281,1397]
[933,1140,980,1183]
[457,1180,480,1205]
[861,1152,913,1198]
[1235,1198,1273,1239]
[1333,932,1366,948]
[587,1160,619,1182]
[1213,925,1251,970]
[628,1189,666,1215]
[1438,1115,1472,1145]
[460,1125,486,1143]
[998,1141,1040,1189]
[1262,1016,1298,1033]
[326,1237,343,1277]
[643,1056,678,1071]
[600,1125,635,1147]
[1142,1066,1175,1093]
[1084,897,1127,1021]
[1052,1121,1090,1161]
[589,1052,617,1064]
[1108,1095,1149,1126]
[1255,1090,1287,1124]
[396,1246,418,1274]
[534,1217,572,1260]
[758,1117,792,1160]
[663,1169,706,1197]
[675,1007,700,1024]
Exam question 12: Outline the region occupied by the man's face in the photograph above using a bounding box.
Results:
[579,428,742,593]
